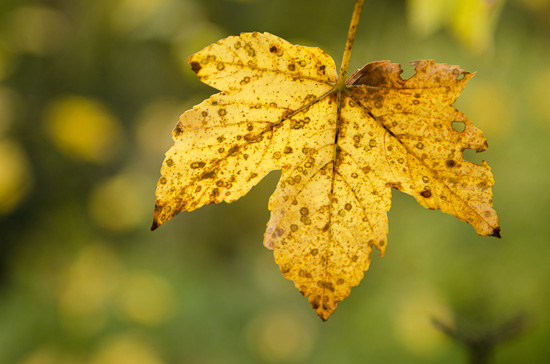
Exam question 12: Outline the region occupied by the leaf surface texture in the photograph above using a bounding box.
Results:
[152,32,500,320]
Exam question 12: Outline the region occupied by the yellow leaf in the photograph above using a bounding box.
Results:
[152,10,499,320]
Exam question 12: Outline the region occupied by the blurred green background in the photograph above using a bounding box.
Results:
[1,0,549,363]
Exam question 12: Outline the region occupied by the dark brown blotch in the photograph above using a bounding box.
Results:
[174,123,184,136]
[190,161,206,169]
[199,170,216,180]
[420,190,432,198]
[190,62,201,74]
[227,146,239,156]
[446,160,457,168]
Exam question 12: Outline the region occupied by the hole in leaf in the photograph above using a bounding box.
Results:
[457,73,465,80]
[452,121,465,132]
[463,149,484,165]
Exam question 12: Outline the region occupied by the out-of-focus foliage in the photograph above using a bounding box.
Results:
[407,0,505,53]
[0,0,549,363]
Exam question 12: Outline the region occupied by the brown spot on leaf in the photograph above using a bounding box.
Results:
[200,170,217,180]
[420,190,432,198]
[190,62,201,73]
[174,123,184,136]
[190,161,206,169]
[311,296,320,309]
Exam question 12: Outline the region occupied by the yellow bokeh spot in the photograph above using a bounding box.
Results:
[452,0,490,53]
[407,0,504,53]
[407,0,452,37]
[0,139,32,215]
[89,171,150,232]
[90,333,165,364]
[44,95,124,164]
[117,271,174,326]
[59,243,124,319]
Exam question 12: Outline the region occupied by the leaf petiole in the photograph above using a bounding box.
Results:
[336,0,364,91]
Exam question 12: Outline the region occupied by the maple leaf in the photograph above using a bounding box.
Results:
[151,1,500,321]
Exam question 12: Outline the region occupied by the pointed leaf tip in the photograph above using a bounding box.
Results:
[489,227,502,238]
[150,220,159,231]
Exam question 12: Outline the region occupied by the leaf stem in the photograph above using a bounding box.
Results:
[336,0,364,91]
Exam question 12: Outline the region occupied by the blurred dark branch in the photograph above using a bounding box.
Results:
[432,313,530,364]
